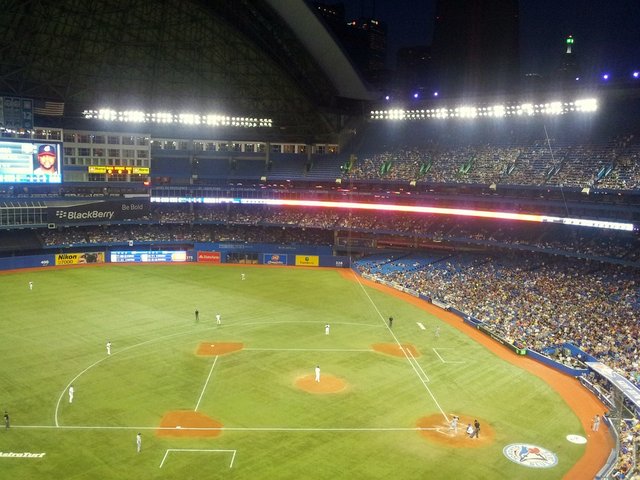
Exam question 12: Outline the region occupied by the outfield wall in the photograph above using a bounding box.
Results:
[0,246,349,270]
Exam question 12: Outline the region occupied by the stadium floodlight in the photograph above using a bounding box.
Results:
[178,113,199,125]
[155,112,173,124]
[602,73,610,80]
[96,109,117,121]
[575,98,598,112]
[544,102,563,115]
[122,110,145,123]
[491,105,506,117]
[413,93,419,99]
[433,91,439,97]
[458,106,477,118]
[434,108,449,119]
[633,71,639,79]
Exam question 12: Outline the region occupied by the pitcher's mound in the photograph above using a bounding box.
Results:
[157,411,223,438]
[372,343,420,358]
[295,374,347,393]
[416,414,495,448]
[197,342,243,356]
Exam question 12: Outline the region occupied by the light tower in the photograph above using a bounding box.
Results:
[566,35,574,54]
[558,34,579,81]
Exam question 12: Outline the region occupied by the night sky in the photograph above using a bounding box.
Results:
[339,0,640,77]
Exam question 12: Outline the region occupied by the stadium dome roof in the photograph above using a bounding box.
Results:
[0,0,370,139]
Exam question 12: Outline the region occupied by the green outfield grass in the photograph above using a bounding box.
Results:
[0,264,586,479]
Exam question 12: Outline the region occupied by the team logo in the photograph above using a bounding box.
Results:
[503,444,558,468]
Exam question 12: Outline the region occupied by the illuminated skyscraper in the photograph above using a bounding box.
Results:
[558,35,580,81]
[313,2,388,86]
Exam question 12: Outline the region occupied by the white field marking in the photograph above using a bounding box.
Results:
[54,327,208,427]
[352,272,449,423]
[416,322,426,330]
[160,449,237,469]
[15,424,439,432]
[244,348,371,352]
[54,319,379,428]
[432,348,466,364]
[405,348,429,382]
[54,357,106,427]
[195,356,219,412]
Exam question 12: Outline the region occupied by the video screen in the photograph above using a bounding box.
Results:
[110,251,187,263]
[0,139,62,183]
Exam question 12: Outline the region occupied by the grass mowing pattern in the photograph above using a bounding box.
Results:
[0,264,585,479]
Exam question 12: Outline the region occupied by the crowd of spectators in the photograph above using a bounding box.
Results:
[344,136,640,190]
[355,252,640,384]
[33,204,639,267]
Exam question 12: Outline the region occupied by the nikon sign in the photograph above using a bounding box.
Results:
[47,200,149,225]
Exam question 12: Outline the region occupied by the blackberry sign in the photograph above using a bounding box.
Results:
[47,200,149,225]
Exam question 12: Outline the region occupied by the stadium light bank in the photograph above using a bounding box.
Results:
[370,98,598,121]
[82,109,273,128]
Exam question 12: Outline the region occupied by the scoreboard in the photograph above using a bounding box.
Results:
[0,139,62,184]
[110,250,187,263]
[88,166,150,175]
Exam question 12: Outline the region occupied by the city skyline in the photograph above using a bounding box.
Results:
[338,0,639,78]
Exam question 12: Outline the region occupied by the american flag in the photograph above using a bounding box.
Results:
[33,100,65,116]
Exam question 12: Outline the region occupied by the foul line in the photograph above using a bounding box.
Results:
[433,348,466,364]
[160,449,237,469]
[195,356,218,412]
[352,271,449,423]
[15,424,441,433]
[406,348,429,382]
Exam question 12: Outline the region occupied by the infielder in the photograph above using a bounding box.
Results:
[106,341,111,355]
[315,365,321,382]
[68,385,75,403]
[325,324,330,335]
[216,313,221,325]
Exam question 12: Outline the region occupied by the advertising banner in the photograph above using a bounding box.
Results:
[197,251,221,263]
[55,252,105,265]
[295,255,319,267]
[47,200,149,225]
[264,253,287,265]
